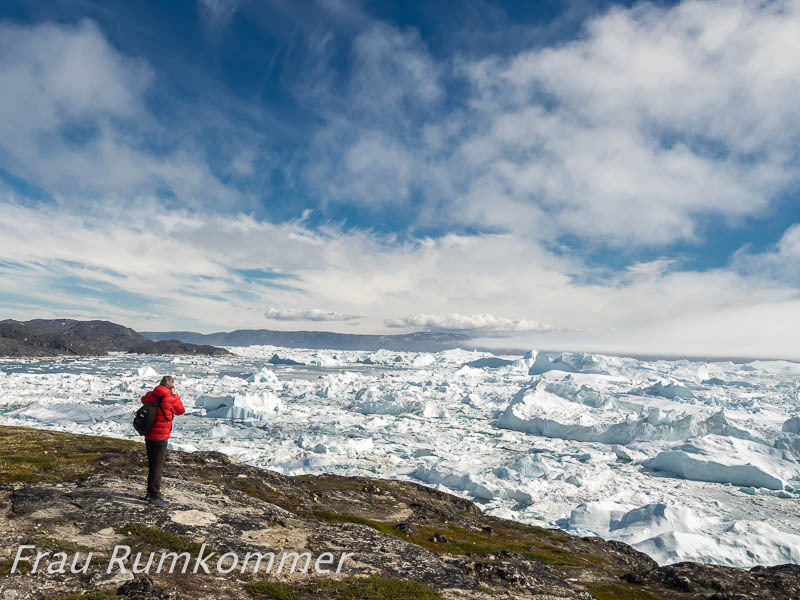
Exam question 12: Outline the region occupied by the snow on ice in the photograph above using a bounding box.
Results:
[1,346,800,567]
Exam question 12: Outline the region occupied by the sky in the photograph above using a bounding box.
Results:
[0,0,799,359]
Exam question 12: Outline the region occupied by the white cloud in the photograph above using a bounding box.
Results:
[303,0,800,246]
[385,313,553,334]
[450,0,800,245]
[0,198,799,357]
[623,258,680,283]
[731,224,800,285]
[0,20,236,206]
[265,308,362,322]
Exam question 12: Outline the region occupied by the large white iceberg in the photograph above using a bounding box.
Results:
[643,435,800,490]
[196,391,283,420]
[527,351,623,375]
[497,382,752,445]
[568,502,800,567]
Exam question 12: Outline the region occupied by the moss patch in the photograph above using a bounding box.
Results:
[315,510,403,537]
[315,510,604,568]
[0,426,139,483]
[115,524,206,556]
[246,581,300,600]
[46,592,122,600]
[0,558,31,575]
[231,476,304,513]
[245,576,442,599]
[29,535,93,554]
[585,583,662,600]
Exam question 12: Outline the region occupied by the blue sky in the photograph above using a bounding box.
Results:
[0,0,799,358]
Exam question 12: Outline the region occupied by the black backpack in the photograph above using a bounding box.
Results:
[133,397,170,436]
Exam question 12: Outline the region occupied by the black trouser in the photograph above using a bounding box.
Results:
[146,439,168,498]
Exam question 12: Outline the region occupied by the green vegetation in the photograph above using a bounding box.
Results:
[245,576,442,600]
[585,583,662,600]
[245,581,300,600]
[315,510,604,567]
[231,476,303,512]
[46,592,122,600]
[26,536,108,566]
[315,510,403,537]
[30,535,93,554]
[0,426,139,483]
[115,524,206,556]
[0,558,30,575]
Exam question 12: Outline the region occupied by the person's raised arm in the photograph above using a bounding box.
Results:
[171,392,186,416]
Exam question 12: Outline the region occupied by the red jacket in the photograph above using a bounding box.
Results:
[141,385,185,441]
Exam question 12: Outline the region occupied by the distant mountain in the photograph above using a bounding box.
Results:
[141,328,471,352]
[0,319,231,357]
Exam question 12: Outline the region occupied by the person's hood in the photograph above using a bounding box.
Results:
[153,385,172,397]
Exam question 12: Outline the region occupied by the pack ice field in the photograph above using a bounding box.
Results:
[1,347,799,568]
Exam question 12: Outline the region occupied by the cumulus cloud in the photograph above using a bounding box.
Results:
[731,224,800,285]
[385,313,553,334]
[265,308,362,322]
[303,0,800,246]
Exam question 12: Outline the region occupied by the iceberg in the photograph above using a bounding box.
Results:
[349,387,446,416]
[136,366,159,378]
[643,435,800,490]
[637,379,696,399]
[783,417,800,434]
[569,502,800,567]
[497,382,752,445]
[196,391,283,420]
[527,352,618,375]
[246,367,280,385]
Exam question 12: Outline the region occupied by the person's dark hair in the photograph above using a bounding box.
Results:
[159,375,175,390]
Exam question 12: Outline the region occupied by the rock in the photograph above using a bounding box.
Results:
[621,562,800,600]
[117,576,172,599]
[89,569,134,586]
[395,522,414,535]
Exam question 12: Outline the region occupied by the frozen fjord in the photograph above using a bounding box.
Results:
[1,347,799,568]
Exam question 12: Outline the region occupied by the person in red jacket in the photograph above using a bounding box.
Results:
[140,375,185,505]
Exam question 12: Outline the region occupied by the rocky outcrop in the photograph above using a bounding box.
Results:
[0,425,798,599]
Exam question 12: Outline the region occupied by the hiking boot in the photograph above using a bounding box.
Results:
[148,497,169,506]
